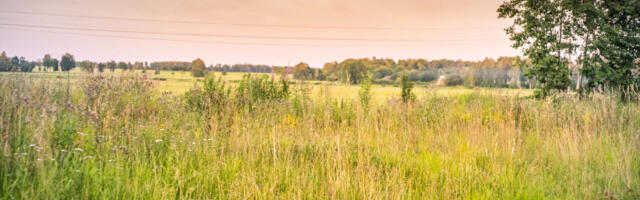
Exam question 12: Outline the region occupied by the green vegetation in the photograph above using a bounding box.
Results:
[190,58,206,78]
[499,0,640,96]
[1,71,637,199]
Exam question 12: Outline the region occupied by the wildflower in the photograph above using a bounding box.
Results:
[74,148,84,152]
[155,139,163,143]
[108,160,114,162]
[75,170,81,173]
[29,144,36,147]
[37,158,42,161]
[61,149,67,152]
[193,85,199,91]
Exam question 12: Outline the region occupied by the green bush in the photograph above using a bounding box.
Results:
[445,74,464,86]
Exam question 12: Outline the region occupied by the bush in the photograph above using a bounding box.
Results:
[400,74,415,103]
[358,74,372,111]
[445,74,464,86]
[235,74,290,110]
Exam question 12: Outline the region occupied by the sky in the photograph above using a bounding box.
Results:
[0,0,519,67]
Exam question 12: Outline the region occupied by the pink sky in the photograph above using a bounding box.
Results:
[0,0,519,67]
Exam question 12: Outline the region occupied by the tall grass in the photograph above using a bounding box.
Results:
[0,74,638,199]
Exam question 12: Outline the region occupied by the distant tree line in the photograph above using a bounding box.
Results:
[309,57,528,88]
[211,64,273,73]
[0,51,38,72]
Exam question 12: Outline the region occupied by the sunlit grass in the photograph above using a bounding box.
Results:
[0,71,637,199]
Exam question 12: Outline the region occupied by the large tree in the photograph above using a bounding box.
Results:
[60,53,75,71]
[191,58,206,77]
[498,0,574,97]
[499,0,640,97]
[578,0,640,93]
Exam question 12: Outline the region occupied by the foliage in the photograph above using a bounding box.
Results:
[400,74,415,103]
[358,73,372,111]
[338,59,368,84]
[235,74,290,109]
[292,62,314,80]
[190,58,206,77]
[60,53,76,72]
[499,0,640,97]
[445,74,464,86]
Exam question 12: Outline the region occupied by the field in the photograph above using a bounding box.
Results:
[1,70,638,199]
[16,69,533,101]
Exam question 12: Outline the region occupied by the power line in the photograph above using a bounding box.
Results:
[0,23,506,42]
[0,10,503,31]
[0,26,504,47]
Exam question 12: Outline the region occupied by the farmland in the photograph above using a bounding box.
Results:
[0,70,638,199]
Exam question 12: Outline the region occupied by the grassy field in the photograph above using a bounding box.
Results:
[15,69,532,102]
[0,71,638,199]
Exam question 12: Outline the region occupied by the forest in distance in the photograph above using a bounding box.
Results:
[0,51,535,89]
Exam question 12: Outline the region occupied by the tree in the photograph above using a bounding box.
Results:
[498,0,573,97]
[339,59,368,84]
[107,61,116,72]
[43,54,52,71]
[191,58,206,77]
[499,0,640,97]
[60,53,75,71]
[293,62,313,80]
[52,59,59,71]
[97,63,106,73]
[118,62,128,71]
[79,61,95,73]
[11,56,19,72]
[0,51,9,72]
[579,0,640,94]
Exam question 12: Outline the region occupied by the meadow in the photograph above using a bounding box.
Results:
[0,70,638,199]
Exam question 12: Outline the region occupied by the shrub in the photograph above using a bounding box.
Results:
[400,74,415,103]
[235,74,290,110]
[358,74,372,111]
[445,74,464,86]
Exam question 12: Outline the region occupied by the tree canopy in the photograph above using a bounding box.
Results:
[60,53,76,71]
[498,0,640,96]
